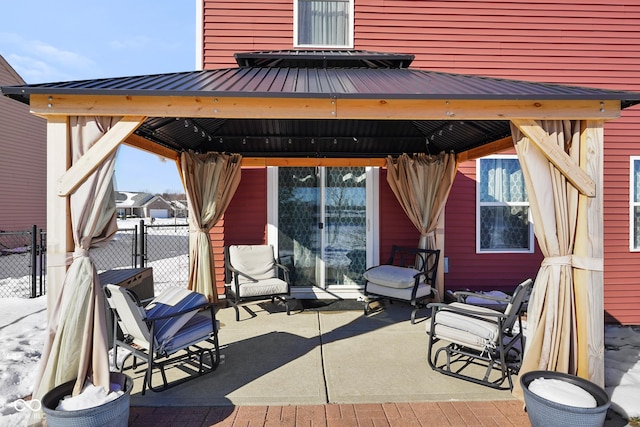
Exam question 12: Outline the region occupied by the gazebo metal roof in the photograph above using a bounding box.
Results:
[3,50,640,158]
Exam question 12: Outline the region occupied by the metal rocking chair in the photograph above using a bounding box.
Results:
[103,284,221,394]
[426,278,533,390]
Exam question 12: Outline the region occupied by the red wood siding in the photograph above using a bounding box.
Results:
[211,168,268,294]
[0,57,47,231]
[378,169,421,261]
[603,109,640,324]
[201,0,640,323]
[202,1,293,69]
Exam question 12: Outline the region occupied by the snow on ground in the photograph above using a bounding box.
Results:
[0,218,638,424]
[2,297,639,426]
[0,296,47,426]
[605,325,640,419]
[0,218,189,426]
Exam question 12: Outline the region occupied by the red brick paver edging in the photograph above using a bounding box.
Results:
[128,400,531,427]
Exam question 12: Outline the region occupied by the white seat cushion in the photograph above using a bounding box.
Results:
[363,265,421,289]
[238,277,289,297]
[434,302,501,340]
[429,323,492,351]
[427,302,502,351]
[366,281,432,301]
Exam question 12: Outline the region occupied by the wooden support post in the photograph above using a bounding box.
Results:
[574,120,605,386]
[46,116,73,321]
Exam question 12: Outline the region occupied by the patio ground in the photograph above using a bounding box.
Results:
[124,300,628,426]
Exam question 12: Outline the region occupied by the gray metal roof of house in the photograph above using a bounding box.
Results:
[3,50,640,157]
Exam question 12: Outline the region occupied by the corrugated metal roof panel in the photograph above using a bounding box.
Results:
[3,49,640,158]
[134,117,511,157]
[4,67,640,104]
[234,50,415,68]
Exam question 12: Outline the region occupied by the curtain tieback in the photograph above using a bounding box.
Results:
[72,247,90,260]
[190,228,209,233]
[542,255,603,271]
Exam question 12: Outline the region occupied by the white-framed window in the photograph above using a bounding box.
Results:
[630,157,640,251]
[476,155,533,253]
[294,0,354,48]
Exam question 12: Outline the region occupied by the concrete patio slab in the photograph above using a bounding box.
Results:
[318,306,516,403]
[128,300,517,408]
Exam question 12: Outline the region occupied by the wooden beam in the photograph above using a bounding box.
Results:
[511,119,596,197]
[124,133,180,161]
[574,120,605,386]
[336,99,620,121]
[57,116,145,196]
[457,136,514,162]
[30,94,622,121]
[241,157,387,167]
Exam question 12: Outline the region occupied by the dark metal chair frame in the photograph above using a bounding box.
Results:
[363,245,440,324]
[426,278,533,390]
[103,285,221,395]
[224,245,291,321]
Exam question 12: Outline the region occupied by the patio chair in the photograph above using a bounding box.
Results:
[426,278,533,390]
[224,244,291,321]
[102,284,220,395]
[362,245,440,324]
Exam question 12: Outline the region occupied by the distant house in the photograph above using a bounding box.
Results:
[115,192,174,219]
[169,199,189,218]
[0,55,46,231]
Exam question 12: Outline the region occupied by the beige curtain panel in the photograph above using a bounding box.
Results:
[385,152,458,298]
[178,151,242,302]
[33,116,120,401]
[510,120,584,399]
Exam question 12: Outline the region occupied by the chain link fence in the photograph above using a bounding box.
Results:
[0,220,189,298]
[142,222,189,294]
[0,226,46,298]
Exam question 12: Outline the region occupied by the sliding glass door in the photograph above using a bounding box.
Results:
[275,166,370,291]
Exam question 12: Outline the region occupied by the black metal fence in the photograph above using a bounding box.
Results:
[0,220,189,298]
[0,225,46,298]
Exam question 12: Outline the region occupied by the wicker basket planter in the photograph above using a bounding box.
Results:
[41,372,133,427]
[521,370,610,427]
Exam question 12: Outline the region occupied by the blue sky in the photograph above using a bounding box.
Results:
[1,0,195,194]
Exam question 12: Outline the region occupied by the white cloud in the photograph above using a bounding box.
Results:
[4,53,68,83]
[0,32,96,83]
[31,40,94,69]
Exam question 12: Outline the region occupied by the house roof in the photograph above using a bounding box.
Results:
[116,191,154,208]
[3,50,640,158]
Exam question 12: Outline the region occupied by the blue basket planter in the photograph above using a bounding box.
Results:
[42,372,133,427]
[521,370,610,427]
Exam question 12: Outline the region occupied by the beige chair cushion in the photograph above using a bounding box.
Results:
[238,277,289,298]
[427,302,502,351]
[228,245,278,284]
[363,265,421,289]
[366,281,431,301]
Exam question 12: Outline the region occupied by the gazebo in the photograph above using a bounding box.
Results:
[3,50,640,401]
